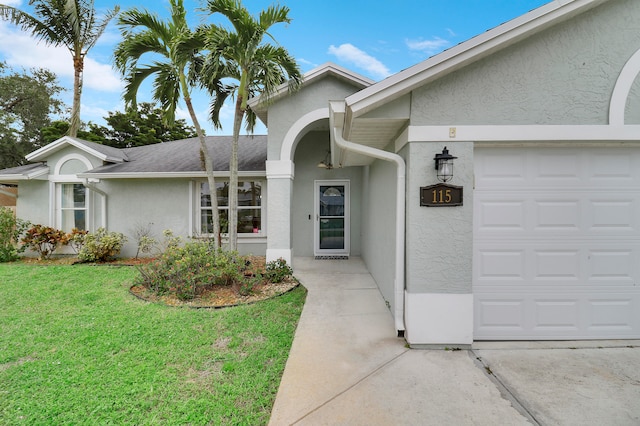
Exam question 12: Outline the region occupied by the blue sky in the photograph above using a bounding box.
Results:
[0,0,550,135]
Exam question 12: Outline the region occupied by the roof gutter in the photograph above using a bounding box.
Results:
[330,101,406,335]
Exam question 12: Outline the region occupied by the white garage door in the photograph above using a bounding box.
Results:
[474,147,640,340]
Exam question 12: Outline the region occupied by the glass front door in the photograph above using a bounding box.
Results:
[315,180,350,256]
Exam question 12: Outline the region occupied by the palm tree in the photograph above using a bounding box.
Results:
[0,0,120,137]
[202,0,302,251]
[113,0,223,247]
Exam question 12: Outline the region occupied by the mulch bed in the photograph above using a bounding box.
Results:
[15,255,299,308]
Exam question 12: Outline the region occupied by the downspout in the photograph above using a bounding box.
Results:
[331,127,407,335]
[82,179,107,229]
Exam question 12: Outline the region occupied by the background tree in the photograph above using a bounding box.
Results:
[0,0,120,137]
[0,63,64,169]
[202,0,302,250]
[40,120,105,144]
[114,0,223,247]
[95,102,198,148]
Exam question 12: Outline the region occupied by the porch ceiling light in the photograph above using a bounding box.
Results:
[317,151,333,169]
[434,146,457,182]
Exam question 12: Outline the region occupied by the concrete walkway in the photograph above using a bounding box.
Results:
[270,257,640,425]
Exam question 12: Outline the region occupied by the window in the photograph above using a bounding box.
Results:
[200,181,262,235]
[60,183,87,231]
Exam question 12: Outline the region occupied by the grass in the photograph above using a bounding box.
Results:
[0,264,306,425]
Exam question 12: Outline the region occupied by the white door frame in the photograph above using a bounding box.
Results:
[314,180,350,257]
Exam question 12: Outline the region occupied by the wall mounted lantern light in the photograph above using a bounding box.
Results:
[434,146,457,182]
[317,151,333,169]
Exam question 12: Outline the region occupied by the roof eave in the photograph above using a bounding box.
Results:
[344,0,609,123]
[78,171,267,179]
[248,62,376,125]
[26,136,127,163]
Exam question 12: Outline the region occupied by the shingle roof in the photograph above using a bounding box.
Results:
[84,135,267,175]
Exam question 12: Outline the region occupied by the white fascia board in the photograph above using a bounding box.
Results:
[400,124,640,150]
[26,136,126,163]
[0,166,49,182]
[345,0,607,122]
[77,171,267,179]
[248,62,375,113]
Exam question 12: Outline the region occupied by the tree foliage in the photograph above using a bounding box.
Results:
[0,0,119,137]
[40,104,198,148]
[96,103,198,148]
[201,0,302,250]
[0,62,64,169]
[114,0,222,247]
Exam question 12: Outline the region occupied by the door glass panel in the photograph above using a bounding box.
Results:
[320,218,344,249]
[318,185,345,250]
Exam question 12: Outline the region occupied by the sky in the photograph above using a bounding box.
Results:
[0,0,550,136]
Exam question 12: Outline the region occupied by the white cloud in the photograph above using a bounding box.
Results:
[2,0,22,6]
[327,43,391,80]
[0,22,122,92]
[405,37,451,56]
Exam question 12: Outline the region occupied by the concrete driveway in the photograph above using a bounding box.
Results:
[473,341,640,425]
[269,257,640,425]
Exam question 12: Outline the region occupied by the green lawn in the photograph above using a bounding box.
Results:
[0,264,306,425]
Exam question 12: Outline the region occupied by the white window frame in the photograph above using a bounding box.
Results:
[50,154,94,232]
[196,179,266,239]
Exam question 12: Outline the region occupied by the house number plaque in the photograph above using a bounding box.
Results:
[420,183,463,207]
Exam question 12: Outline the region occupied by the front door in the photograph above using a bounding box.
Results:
[314,180,350,257]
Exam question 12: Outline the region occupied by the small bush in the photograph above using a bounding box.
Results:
[67,228,89,254]
[78,228,127,262]
[265,258,293,283]
[21,224,68,260]
[0,207,29,262]
[129,222,157,259]
[134,241,248,300]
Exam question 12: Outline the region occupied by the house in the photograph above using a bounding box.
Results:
[1,0,639,346]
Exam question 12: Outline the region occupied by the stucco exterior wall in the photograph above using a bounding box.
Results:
[98,178,191,257]
[404,142,474,294]
[15,180,49,226]
[267,77,367,160]
[47,146,104,171]
[360,154,398,308]
[292,131,362,257]
[412,0,640,126]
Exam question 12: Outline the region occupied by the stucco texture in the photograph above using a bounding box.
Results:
[411,0,640,126]
[404,142,474,294]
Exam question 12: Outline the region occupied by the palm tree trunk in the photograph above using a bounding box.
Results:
[228,94,243,251]
[183,89,220,248]
[69,54,83,137]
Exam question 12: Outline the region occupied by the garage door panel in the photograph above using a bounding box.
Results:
[475,289,640,339]
[474,147,640,340]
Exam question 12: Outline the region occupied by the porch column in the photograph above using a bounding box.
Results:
[266,160,294,265]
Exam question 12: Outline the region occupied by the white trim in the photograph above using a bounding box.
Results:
[280,108,330,162]
[404,292,474,346]
[53,153,93,176]
[610,47,640,125]
[0,166,49,181]
[400,124,640,148]
[27,136,126,163]
[189,181,195,238]
[78,171,266,179]
[266,160,294,179]
[314,180,350,257]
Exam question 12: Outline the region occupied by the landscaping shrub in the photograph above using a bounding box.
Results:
[135,241,250,300]
[67,228,89,254]
[0,207,29,262]
[78,228,127,262]
[21,224,68,260]
[265,257,293,283]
